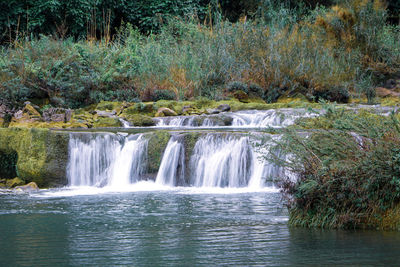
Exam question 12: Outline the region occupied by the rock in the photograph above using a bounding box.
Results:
[93,117,122,128]
[43,108,73,123]
[15,182,39,192]
[155,107,178,117]
[233,90,250,103]
[384,79,397,90]
[217,104,231,112]
[95,110,117,117]
[121,114,156,127]
[65,109,72,122]
[207,108,221,114]
[376,87,400,97]
[12,103,42,124]
[0,128,70,187]
[23,103,41,118]
[182,105,193,114]
[13,110,24,120]
[6,177,25,188]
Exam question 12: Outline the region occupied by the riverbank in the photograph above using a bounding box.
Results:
[269,103,400,230]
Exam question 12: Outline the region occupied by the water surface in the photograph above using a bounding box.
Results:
[1,186,400,266]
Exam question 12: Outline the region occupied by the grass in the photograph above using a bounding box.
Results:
[267,104,400,230]
[0,0,399,110]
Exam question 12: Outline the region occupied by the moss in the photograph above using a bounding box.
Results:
[6,177,25,188]
[9,120,88,129]
[0,128,69,187]
[380,97,400,107]
[120,114,155,126]
[145,131,171,174]
[96,101,124,111]
[92,117,122,128]
[0,118,4,127]
[182,132,201,168]
[123,102,155,116]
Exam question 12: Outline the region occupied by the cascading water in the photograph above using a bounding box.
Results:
[155,108,317,128]
[155,136,185,186]
[67,133,148,187]
[189,134,279,188]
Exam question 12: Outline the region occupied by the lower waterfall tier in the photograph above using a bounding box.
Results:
[67,131,283,188]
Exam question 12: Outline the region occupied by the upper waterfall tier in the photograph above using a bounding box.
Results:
[153,108,317,128]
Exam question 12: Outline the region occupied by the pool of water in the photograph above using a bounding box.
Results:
[1,186,400,266]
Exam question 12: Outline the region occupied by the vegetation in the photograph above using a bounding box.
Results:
[267,104,400,230]
[0,0,398,111]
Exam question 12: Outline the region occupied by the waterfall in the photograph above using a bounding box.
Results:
[67,133,148,187]
[155,108,317,128]
[67,131,285,189]
[155,136,185,186]
[190,134,263,188]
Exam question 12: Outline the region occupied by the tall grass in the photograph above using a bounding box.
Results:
[267,104,400,229]
[0,0,398,109]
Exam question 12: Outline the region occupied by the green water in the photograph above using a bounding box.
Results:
[1,188,400,266]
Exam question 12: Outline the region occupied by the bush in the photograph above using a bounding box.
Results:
[227,81,249,94]
[267,105,400,229]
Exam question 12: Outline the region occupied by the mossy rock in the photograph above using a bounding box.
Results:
[121,114,155,127]
[96,101,125,111]
[155,107,178,117]
[9,120,88,129]
[6,177,25,188]
[233,90,250,103]
[0,128,69,187]
[123,102,155,116]
[145,131,171,175]
[92,117,122,128]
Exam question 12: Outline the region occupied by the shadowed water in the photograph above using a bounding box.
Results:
[1,188,400,266]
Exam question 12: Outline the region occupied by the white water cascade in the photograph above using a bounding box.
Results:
[189,134,279,188]
[67,131,285,189]
[155,108,317,128]
[155,137,185,186]
[67,133,148,187]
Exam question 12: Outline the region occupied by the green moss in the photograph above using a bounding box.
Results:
[6,177,25,188]
[123,102,155,116]
[9,120,88,129]
[380,97,400,107]
[96,101,124,111]
[120,114,155,126]
[0,128,69,187]
[92,117,122,128]
[145,131,171,174]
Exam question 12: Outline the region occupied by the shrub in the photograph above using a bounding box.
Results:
[266,105,400,229]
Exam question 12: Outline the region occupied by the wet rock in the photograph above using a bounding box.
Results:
[217,104,231,112]
[207,108,221,114]
[155,107,178,117]
[15,182,39,192]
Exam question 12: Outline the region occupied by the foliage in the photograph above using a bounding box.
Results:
[0,0,399,109]
[269,104,400,229]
